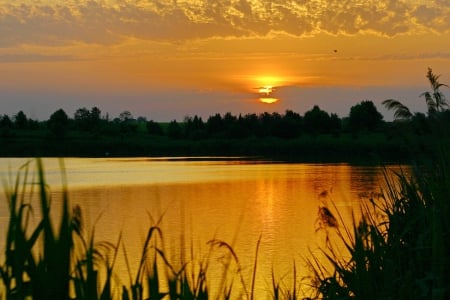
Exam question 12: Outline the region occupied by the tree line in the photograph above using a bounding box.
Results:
[0,100,386,139]
[0,68,448,144]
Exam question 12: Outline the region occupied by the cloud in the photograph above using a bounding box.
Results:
[0,53,79,63]
[0,0,449,47]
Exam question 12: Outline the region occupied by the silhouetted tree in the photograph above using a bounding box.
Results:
[348,100,383,132]
[14,111,28,129]
[223,112,236,127]
[0,115,13,128]
[119,111,133,122]
[222,112,243,138]
[239,113,260,137]
[284,110,302,125]
[0,114,13,138]
[27,119,40,130]
[74,107,103,132]
[184,115,206,139]
[74,107,91,131]
[167,120,182,139]
[48,109,69,138]
[90,107,102,128]
[118,110,137,134]
[231,114,250,138]
[258,112,277,136]
[271,110,302,139]
[146,120,164,135]
[206,114,224,137]
[330,113,342,136]
[303,105,331,134]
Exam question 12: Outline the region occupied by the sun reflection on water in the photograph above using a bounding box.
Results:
[0,158,408,299]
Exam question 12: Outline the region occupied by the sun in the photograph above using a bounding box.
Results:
[258,86,279,104]
[235,73,286,104]
[256,84,278,104]
[259,97,278,104]
[258,86,273,95]
[258,86,278,103]
[251,75,284,104]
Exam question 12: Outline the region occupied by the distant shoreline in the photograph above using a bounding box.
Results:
[0,131,411,164]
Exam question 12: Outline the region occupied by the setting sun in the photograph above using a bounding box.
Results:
[256,84,279,104]
[2,0,450,121]
[254,77,280,104]
[258,86,273,95]
[259,97,279,104]
[1,1,450,298]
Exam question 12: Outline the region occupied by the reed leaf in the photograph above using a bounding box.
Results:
[382,99,413,121]
[250,235,262,300]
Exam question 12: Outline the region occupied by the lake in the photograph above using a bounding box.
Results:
[0,157,405,299]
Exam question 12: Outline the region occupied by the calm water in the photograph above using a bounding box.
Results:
[0,157,405,299]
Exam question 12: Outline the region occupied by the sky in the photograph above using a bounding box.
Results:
[1,0,450,121]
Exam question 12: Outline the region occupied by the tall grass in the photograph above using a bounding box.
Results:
[309,145,450,298]
[0,158,72,299]
[0,159,269,300]
[2,150,449,299]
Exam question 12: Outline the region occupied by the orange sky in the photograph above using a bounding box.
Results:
[1,0,450,120]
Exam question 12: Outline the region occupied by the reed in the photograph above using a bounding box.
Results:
[0,158,73,299]
[309,153,450,299]
[2,152,448,299]
[0,159,271,299]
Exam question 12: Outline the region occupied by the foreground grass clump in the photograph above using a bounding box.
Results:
[1,155,449,299]
[309,77,450,299]
[0,159,269,300]
[1,158,72,299]
[310,158,450,299]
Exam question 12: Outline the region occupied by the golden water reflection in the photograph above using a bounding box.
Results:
[0,158,406,299]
